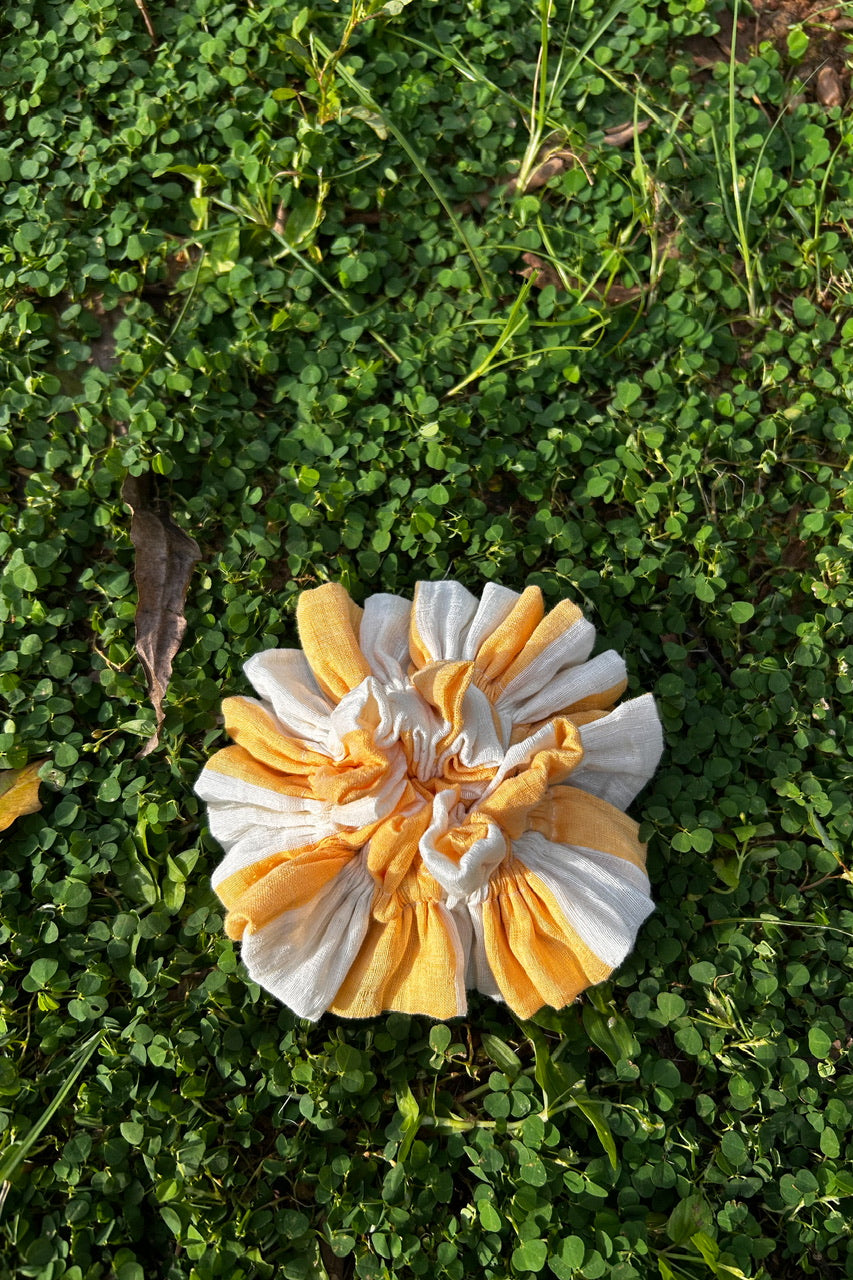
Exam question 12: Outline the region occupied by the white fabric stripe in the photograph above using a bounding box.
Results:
[210,818,340,889]
[239,856,375,1020]
[572,694,664,811]
[436,902,470,1016]
[461,583,520,660]
[359,594,412,685]
[413,581,480,661]
[513,831,654,969]
[496,616,596,707]
[420,791,507,899]
[480,718,564,800]
[497,645,623,726]
[243,651,334,752]
[556,843,650,894]
[450,897,503,1001]
[197,743,408,831]
[435,681,505,773]
[196,768,324,812]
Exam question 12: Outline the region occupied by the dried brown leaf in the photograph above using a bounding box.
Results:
[602,119,650,148]
[505,148,577,197]
[0,761,46,835]
[604,281,645,304]
[517,252,644,304]
[518,252,565,291]
[123,473,201,757]
[816,66,843,108]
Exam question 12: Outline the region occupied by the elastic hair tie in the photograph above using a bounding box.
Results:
[195,580,663,1020]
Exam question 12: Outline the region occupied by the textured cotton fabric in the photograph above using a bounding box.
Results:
[195,581,664,1020]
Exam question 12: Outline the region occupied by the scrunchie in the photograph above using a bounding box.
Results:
[195,581,663,1020]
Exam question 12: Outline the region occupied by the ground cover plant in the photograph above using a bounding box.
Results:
[1,0,853,1276]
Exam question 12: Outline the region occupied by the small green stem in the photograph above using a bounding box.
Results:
[444,273,538,396]
[727,0,757,316]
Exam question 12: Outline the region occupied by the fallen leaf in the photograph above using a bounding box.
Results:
[122,473,201,757]
[0,761,47,835]
[603,119,650,148]
[517,252,644,304]
[816,66,843,109]
[683,33,729,69]
[518,251,565,290]
[505,148,578,196]
[603,280,645,304]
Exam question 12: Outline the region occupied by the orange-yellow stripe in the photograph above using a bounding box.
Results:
[474,586,544,690]
[204,744,314,797]
[529,785,647,871]
[561,679,628,715]
[296,583,371,702]
[493,597,585,696]
[215,826,372,920]
[221,698,328,775]
[330,896,461,1019]
[222,844,354,939]
[481,861,611,1018]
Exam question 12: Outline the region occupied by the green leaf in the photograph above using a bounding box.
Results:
[481,1032,523,1079]
[614,380,642,410]
[571,1094,619,1169]
[523,1021,582,1115]
[429,1024,452,1054]
[689,1232,752,1279]
[395,1084,421,1163]
[808,1027,833,1058]
[512,1239,548,1272]
[27,957,58,988]
[667,1193,714,1244]
[582,1005,638,1065]
[371,0,416,16]
[730,601,754,624]
[0,1031,106,1183]
[477,1200,502,1231]
[786,25,809,59]
[548,1235,584,1279]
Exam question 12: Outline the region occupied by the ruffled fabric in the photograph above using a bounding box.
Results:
[195,581,663,1020]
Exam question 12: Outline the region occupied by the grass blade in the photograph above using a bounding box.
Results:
[312,36,493,299]
[0,1029,107,1192]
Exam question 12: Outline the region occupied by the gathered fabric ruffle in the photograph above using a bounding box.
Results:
[195,580,663,1020]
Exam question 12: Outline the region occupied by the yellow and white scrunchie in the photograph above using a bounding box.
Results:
[195,581,663,1020]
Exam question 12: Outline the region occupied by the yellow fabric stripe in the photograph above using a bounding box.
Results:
[477,720,584,839]
[493,597,585,696]
[220,698,327,775]
[529,785,647,871]
[215,826,370,918]
[507,706,610,746]
[296,582,371,702]
[203,744,314,796]
[365,796,430,895]
[311,729,391,806]
[221,842,354,939]
[562,679,628,715]
[474,586,544,689]
[482,861,611,1018]
[408,582,431,670]
[411,660,472,752]
[330,895,462,1019]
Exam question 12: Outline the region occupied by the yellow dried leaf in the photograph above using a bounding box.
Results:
[0,761,47,834]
